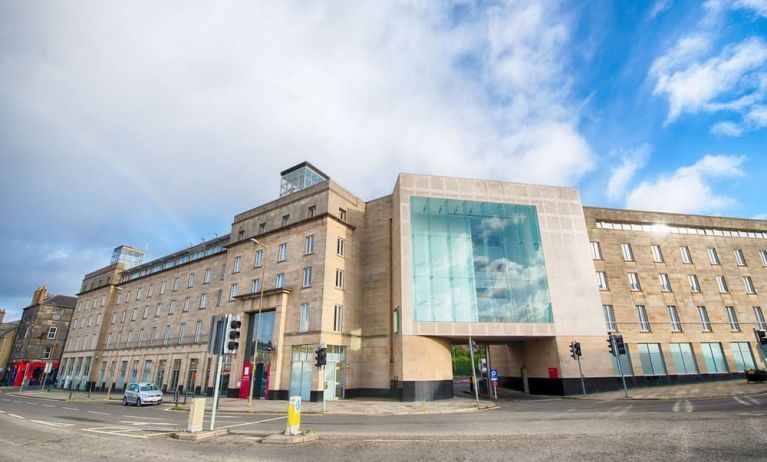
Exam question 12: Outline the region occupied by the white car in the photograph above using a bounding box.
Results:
[123,382,163,406]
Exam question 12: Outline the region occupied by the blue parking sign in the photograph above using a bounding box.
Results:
[490,368,498,382]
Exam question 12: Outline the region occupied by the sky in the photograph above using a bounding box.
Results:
[0,0,766,321]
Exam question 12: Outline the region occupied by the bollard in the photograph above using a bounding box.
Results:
[187,398,206,433]
[285,396,302,436]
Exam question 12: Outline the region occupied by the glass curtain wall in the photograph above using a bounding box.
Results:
[411,197,552,323]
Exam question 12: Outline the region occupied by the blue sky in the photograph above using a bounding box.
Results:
[0,0,766,320]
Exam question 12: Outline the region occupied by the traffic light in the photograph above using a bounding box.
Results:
[569,341,577,359]
[574,342,582,358]
[224,315,242,354]
[757,329,767,345]
[315,345,327,367]
[614,334,626,355]
[607,334,616,357]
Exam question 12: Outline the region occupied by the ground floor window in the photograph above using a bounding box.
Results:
[669,343,698,374]
[637,343,666,376]
[130,360,139,383]
[700,342,728,373]
[117,361,128,389]
[156,359,166,388]
[186,358,198,392]
[170,359,182,390]
[142,360,153,382]
[610,348,633,376]
[729,342,755,372]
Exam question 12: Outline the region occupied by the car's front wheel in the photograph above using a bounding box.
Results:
[136,398,142,407]
[123,397,128,406]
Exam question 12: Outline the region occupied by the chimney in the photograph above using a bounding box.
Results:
[31,285,49,305]
[0,308,5,324]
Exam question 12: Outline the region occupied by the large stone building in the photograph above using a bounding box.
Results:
[0,309,20,381]
[7,287,76,387]
[58,163,767,400]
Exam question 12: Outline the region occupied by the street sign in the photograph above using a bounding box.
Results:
[490,368,498,382]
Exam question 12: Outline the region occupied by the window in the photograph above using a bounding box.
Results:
[393,306,400,334]
[47,327,57,339]
[308,205,316,217]
[173,277,180,291]
[42,346,52,359]
[680,246,692,264]
[147,285,154,298]
[169,301,176,315]
[178,323,185,344]
[52,310,62,321]
[278,243,287,262]
[131,308,138,321]
[163,326,170,345]
[160,281,167,295]
[121,310,127,323]
[229,283,238,301]
[698,306,712,332]
[232,256,241,273]
[216,289,223,307]
[339,208,347,221]
[299,303,309,332]
[621,243,634,262]
[251,278,261,294]
[302,267,312,288]
[731,342,756,372]
[603,305,617,332]
[667,305,682,332]
[155,304,161,317]
[596,272,609,290]
[744,276,757,294]
[143,306,150,319]
[182,297,190,312]
[335,269,345,288]
[194,321,203,343]
[304,235,314,254]
[726,306,740,331]
[628,272,641,291]
[138,329,144,347]
[701,342,728,373]
[755,306,767,330]
[101,295,106,307]
[688,274,701,292]
[96,314,102,325]
[111,312,117,324]
[760,250,767,267]
[734,249,747,266]
[637,343,666,375]
[636,305,650,332]
[258,222,266,234]
[334,304,343,332]
[117,293,123,305]
[716,275,729,293]
[187,273,195,288]
[150,327,157,346]
[337,237,345,256]
[590,241,602,260]
[275,273,285,289]
[659,273,672,292]
[203,269,211,284]
[708,247,720,265]
[255,249,264,268]
[282,214,290,226]
[669,343,698,374]
[220,263,227,280]
[238,229,245,240]
[199,293,207,309]
[651,244,664,263]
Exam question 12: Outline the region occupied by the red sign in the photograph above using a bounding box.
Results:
[548,367,559,379]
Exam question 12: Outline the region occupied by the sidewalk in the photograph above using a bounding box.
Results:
[572,378,767,400]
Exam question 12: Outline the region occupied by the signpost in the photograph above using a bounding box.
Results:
[286,396,302,435]
[468,337,480,409]
[489,368,498,400]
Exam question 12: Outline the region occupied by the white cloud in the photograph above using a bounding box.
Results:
[625,154,745,213]
[711,120,744,136]
[606,145,651,202]
[734,0,767,16]
[648,0,673,19]
[651,36,767,123]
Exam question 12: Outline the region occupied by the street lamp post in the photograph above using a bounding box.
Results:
[248,238,267,408]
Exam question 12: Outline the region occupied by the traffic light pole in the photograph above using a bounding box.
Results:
[468,337,480,410]
[575,353,586,396]
[611,334,629,398]
[209,351,224,431]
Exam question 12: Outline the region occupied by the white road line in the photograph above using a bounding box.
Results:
[62,407,80,411]
[219,415,287,429]
[746,396,761,405]
[87,411,110,415]
[8,414,24,419]
[12,400,21,403]
[683,400,694,413]
[672,400,681,412]
[25,402,38,406]
[0,398,9,402]
[733,396,751,406]
[0,410,6,414]
[30,420,75,428]
[41,404,56,408]
[122,415,162,419]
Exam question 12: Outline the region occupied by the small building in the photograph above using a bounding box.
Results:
[7,286,77,387]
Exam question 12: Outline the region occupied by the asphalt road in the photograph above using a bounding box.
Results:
[1,388,765,461]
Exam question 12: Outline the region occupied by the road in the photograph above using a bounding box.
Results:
[0,388,765,461]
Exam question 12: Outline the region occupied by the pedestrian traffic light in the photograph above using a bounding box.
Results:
[757,329,767,345]
[614,334,626,355]
[569,341,577,359]
[607,334,616,356]
[315,345,327,367]
[224,315,241,354]
[574,341,582,358]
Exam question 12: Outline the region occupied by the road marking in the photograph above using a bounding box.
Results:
[62,407,80,411]
[83,426,174,439]
[87,411,111,416]
[733,396,751,406]
[25,402,38,406]
[683,400,694,413]
[219,415,287,429]
[8,414,24,419]
[41,404,56,408]
[12,400,21,403]
[118,420,176,426]
[123,415,163,420]
[672,400,681,412]
[0,410,6,414]
[30,420,75,428]
[0,398,9,402]
[746,396,761,405]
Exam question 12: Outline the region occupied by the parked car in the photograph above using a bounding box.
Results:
[123,382,163,406]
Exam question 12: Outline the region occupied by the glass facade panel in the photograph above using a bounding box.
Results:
[669,343,698,374]
[637,343,667,375]
[410,197,552,323]
[729,342,756,372]
[700,342,728,373]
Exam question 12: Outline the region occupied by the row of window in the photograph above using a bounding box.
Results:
[595,220,767,240]
[119,241,227,283]
[242,205,348,239]
[103,320,207,350]
[592,241,767,267]
[77,295,106,312]
[603,304,767,333]
[298,303,344,333]
[611,341,756,377]
[596,271,758,295]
